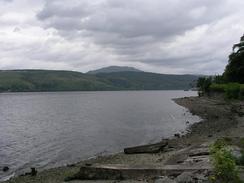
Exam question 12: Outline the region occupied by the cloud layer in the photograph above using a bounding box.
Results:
[0,0,244,74]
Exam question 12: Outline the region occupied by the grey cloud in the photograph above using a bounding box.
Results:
[38,0,230,38]
[0,0,13,2]
[0,0,243,74]
[37,0,91,20]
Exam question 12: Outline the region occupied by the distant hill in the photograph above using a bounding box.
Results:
[0,70,115,92]
[96,72,198,90]
[87,66,142,74]
[0,69,199,92]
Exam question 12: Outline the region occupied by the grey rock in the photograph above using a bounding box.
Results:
[176,171,210,183]
[194,172,209,182]
[229,146,242,159]
[174,133,181,138]
[2,166,9,172]
[176,172,194,183]
[154,176,176,183]
[31,167,37,176]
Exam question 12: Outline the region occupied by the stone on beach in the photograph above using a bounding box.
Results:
[2,166,9,172]
[124,140,168,154]
[154,176,176,183]
[67,163,212,181]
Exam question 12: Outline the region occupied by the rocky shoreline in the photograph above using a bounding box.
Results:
[3,96,244,183]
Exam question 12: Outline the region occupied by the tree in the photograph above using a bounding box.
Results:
[197,76,212,94]
[224,34,244,83]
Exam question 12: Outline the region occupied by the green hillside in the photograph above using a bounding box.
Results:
[96,72,198,90]
[0,70,198,92]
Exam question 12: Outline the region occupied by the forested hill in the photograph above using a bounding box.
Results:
[94,72,198,90]
[87,66,142,74]
[0,70,198,92]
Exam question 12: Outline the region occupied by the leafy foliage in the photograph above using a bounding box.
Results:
[197,77,212,94]
[225,83,241,99]
[210,83,244,99]
[223,35,244,84]
[208,34,244,99]
[213,75,226,84]
[210,139,242,183]
[210,84,226,92]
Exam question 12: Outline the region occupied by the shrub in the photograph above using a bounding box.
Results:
[209,83,244,99]
[225,83,241,99]
[210,84,226,93]
[210,139,228,152]
[210,139,242,183]
[197,77,212,94]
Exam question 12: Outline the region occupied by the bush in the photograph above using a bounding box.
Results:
[210,84,226,92]
[225,83,240,99]
[197,77,212,94]
[209,83,244,99]
[212,148,241,183]
[210,140,242,183]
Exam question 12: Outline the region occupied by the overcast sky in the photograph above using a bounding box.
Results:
[0,0,243,74]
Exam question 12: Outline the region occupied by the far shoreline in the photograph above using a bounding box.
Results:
[0,89,196,94]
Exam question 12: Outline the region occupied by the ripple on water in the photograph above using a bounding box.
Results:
[0,91,201,180]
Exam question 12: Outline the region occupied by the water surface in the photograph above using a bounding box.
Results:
[0,91,200,181]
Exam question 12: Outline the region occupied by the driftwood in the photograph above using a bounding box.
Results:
[188,148,210,157]
[189,151,210,157]
[124,140,168,154]
[66,164,212,181]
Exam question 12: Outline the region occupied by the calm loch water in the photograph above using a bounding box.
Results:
[0,91,200,181]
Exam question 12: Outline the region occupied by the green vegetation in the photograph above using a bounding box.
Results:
[210,139,242,183]
[209,83,226,92]
[0,70,198,92]
[210,83,244,99]
[0,70,115,92]
[96,72,198,90]
[197,77,212,95]
[223,35,244,83]
[197,34,244,99]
